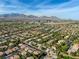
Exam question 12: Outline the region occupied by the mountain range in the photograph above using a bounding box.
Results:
[0,13,77,22]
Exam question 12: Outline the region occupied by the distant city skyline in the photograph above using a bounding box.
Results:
[0,0,79,20]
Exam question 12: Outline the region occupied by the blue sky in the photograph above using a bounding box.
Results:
[0,0,79,20]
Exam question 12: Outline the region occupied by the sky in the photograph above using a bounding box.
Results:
[0,0,79,20]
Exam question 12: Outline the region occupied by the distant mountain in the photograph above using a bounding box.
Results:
[0,13,76,22]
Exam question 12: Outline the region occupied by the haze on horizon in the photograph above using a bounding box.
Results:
[0,0,79,20]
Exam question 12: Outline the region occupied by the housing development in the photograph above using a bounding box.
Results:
[0,18,79,59]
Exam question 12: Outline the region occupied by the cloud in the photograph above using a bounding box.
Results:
[0,0,79,19]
